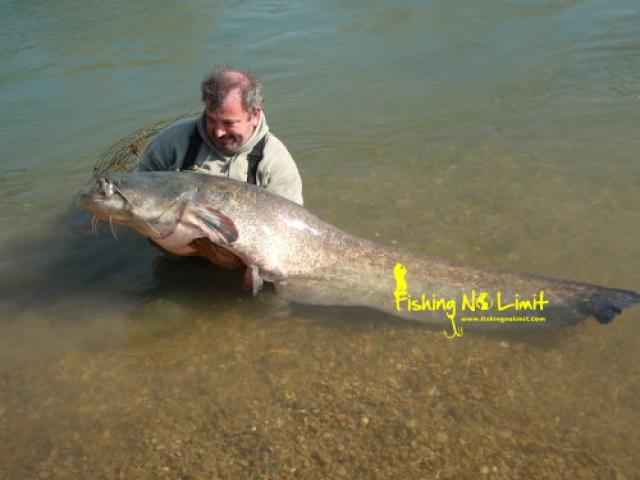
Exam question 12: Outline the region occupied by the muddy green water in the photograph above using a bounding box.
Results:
[1,0,639,478]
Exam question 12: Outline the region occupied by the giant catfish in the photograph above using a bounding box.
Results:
[80,172,639,333]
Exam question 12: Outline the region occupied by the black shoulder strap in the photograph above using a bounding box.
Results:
[246,135,267,185]
[182,124,203,171]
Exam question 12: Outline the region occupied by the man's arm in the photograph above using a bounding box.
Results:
[136,117,199,172]
[137,146,164,172]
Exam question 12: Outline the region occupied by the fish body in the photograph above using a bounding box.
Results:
[80,172,639,329]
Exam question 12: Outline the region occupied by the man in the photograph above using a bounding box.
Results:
[138,67,303,205]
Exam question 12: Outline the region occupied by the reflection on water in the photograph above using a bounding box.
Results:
[1,0,639,478]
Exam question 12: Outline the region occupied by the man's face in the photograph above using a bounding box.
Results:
[205,91,260,154]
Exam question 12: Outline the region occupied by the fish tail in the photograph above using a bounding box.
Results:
[585,287,640,324]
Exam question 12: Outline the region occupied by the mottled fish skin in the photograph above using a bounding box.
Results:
[80,171,640,330]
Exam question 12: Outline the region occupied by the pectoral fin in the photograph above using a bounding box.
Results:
[243,265,263,296]
[189,205,239,245]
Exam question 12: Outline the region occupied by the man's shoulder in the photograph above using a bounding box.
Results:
[153,115,199,145]
[262,132,293,160]
[258,132,301,181]
[257,132,302,205]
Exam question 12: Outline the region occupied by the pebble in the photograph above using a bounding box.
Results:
[360,416,370,427]
[316,450,332,465]
[470,387,483,400]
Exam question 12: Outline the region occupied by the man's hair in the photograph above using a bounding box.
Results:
[200,67,263,112]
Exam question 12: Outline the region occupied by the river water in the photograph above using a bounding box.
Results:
[1,0,639,478]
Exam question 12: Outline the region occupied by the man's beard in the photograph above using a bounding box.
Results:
[214,137,242,155]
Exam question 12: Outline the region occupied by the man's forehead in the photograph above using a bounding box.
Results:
[206,92,248,117]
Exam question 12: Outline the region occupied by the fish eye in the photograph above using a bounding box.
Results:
[99,178,114,197]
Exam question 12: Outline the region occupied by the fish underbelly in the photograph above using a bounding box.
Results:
[153,222,202,255]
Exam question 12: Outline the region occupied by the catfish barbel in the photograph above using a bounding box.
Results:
[80,172,639,332]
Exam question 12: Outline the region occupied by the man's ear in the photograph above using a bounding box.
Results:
[251,106,262,126]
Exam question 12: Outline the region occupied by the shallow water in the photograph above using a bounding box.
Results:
[1,0,639,478]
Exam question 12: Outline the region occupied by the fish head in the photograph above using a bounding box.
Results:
[79,171,198,239]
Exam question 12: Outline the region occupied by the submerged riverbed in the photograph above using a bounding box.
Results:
[1,0,639,478]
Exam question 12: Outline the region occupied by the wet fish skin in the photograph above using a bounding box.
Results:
[80,171,640,329]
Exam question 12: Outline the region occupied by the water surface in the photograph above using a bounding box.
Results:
[1,0,639,478]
